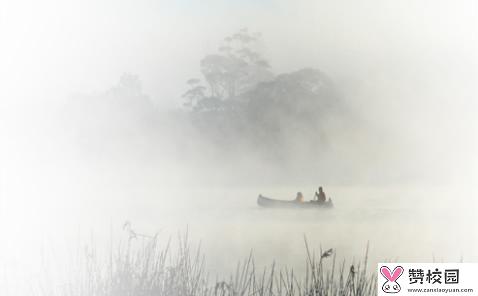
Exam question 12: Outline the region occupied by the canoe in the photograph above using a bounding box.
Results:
[257,194,334,209]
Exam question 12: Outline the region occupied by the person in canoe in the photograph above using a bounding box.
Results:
[295,192,304,202]
[315,186,327,203]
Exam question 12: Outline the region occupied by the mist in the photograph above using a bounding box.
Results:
[1,0,477,294]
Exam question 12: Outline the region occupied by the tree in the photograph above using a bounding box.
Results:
[183,28,273,111]
[244,68,338,125]
[182,31,344,164]
[182,79,206,108]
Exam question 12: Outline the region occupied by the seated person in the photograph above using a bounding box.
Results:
[295,192,304,202]
[315,186,327,203]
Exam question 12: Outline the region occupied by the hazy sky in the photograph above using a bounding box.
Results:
[2,0,476,108]
[1,0,477,184]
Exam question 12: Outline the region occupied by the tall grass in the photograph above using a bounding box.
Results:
[42,227,376,296]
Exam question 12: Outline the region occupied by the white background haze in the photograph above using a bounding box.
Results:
[0,0,477,294]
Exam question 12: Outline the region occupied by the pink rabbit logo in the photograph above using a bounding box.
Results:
[380,266,404,293]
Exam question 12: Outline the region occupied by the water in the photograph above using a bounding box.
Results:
[67,184,477,271]
[1,168,476,295]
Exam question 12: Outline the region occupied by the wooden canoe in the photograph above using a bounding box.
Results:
[257,194,334,209]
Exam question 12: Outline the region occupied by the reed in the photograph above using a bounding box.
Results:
[42,228,376,296]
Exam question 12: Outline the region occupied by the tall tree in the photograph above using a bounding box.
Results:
[183,28,273,111]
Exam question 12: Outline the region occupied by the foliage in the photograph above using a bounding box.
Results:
[182,28,273,111]
[181,30,343,158]
[41,230,376,296]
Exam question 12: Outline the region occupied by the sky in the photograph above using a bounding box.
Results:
[2,0,476,108]
[1,0,476,184]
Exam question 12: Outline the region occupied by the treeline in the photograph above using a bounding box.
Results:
[64,29,353,170]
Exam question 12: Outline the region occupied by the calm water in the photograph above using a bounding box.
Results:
[1,182,476,294]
